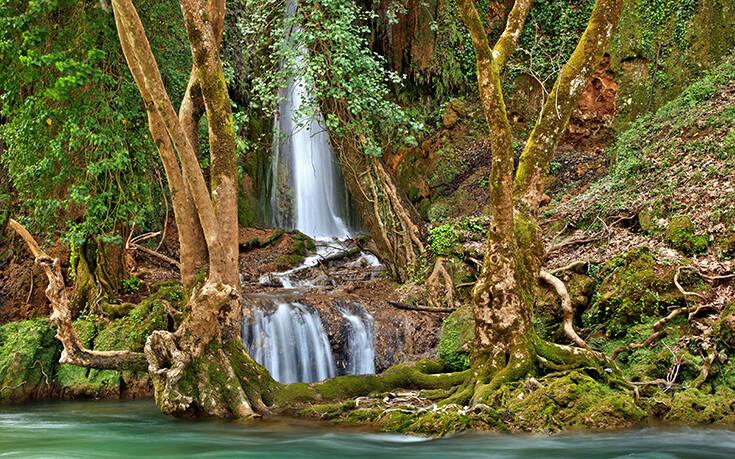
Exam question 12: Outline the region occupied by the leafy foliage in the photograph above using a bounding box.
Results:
[0,0,190,244]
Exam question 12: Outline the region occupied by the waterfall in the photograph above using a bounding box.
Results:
[242,302,336,384]
[339,305,376,375]
[268,25,354,239]
[244,1,375,385]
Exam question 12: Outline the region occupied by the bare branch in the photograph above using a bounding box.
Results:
[8,219,147,371]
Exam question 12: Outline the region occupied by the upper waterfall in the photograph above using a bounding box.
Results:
[268,48,355,239]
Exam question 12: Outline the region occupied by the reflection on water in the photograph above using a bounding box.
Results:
[1,400,734,458]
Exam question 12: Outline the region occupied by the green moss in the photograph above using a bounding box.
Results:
[0,318,60,404]
[503,371,644,432]
[665,215,709,255]
[277,360,466,406]
[585,247,685,337]
[715,301,735,349]
[275,254,305,270]
[663,387,735,425]
[59,297,168,399]
[94,299,167,352]
[437,306,474,371]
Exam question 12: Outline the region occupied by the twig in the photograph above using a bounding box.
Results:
[26,268,34,304]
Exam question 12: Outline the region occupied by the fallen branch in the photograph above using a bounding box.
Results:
[539,270,589,349]
[8,219,147,372]
[387,300,456,314]
[128,242,181,269]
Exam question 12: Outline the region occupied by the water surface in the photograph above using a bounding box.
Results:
[1,400,733,458]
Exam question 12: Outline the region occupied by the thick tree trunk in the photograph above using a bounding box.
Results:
[111,0,265,418]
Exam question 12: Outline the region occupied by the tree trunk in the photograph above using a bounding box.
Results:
[111,0,267,417]
[453,0,625,404]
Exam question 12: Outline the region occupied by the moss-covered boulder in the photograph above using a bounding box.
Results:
[663,387,735,425]
[0,318,60,403]
[665,215,708,255]
[502,372,644,432]
[585,247,684,337]
[716,301,735,350]
[437,306,474,371]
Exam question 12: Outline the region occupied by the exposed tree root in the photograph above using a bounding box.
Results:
[427,257,455,309]
[439,335,625,408]
[539,270,589,349]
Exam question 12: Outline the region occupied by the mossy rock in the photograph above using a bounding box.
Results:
[0,318,60,404]
[715,301,735,349]
[503,371,645,432]
[437,305,474,372]
[663,387,735,425]
[585,247,684,337]
[290,231,316,256]
[665,215,708,255]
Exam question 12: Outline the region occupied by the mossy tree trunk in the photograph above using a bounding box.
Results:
[454,0,625,403]
[111,0,270,418]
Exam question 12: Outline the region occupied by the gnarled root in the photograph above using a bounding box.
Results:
[539,270,589,349]
[145,330,275,418]
[144,281,276,419]
[442,335,626,407]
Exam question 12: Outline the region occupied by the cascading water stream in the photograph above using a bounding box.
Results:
[243,1,376,384]
[339,305,376,375]
[268,4,354,239]
[242,302,336,384]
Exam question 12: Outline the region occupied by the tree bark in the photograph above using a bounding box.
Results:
[324,100,426,282]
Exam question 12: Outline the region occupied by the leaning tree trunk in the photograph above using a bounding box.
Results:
[324,100,426,282]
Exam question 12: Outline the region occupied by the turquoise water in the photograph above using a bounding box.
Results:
[1,400,734,458]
